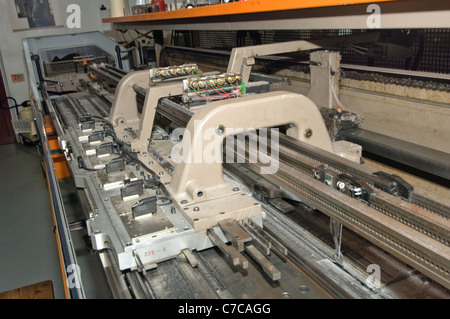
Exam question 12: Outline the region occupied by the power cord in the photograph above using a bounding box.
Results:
[0,97,30,118]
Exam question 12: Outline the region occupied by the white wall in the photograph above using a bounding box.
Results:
[0,0,115,112]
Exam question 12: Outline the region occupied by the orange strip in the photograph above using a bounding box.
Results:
[104,0,398,23]
[46,117,71,180]
[44,115,56,134]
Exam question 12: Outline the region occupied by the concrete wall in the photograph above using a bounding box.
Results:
[0,0,115,115]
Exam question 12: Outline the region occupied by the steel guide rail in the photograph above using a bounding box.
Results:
[238,158,450,290]
[229,133,450,251]
[78,80,114,116]
[276,133,450,219]
[276,148,450,247]
[222,135,450,289]
[33,89,86,299]
[258,204,383,299]
[273,140,450,248]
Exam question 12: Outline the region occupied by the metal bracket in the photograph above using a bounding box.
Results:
[373,171,414,201]
[227,41,323,83]
[308,51,342,110]
[133,250,152,275]
[109,69,183,154]
[130,82,183,154]
[108,68,339,233]
[207,228,249,270]
[109,70,150,129]
[167,91,335,231]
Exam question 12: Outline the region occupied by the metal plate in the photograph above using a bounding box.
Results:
[111,194,176,244]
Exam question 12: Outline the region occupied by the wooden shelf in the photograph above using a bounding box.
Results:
[103,0,450,31]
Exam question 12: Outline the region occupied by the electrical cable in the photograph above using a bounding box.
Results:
[201,85,234,98]
[0,97,29,117]
[0,97,17,108]
[195,82,242,100]
[212,84,234,96]
[194,90,234,100]
[208,84,227,96]
[90,115,115,131]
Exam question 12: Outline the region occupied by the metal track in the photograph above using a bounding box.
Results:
[228,132,450,250]
[273,137,450,247]
[129,244,336,299]
[242,159,450,290]
[221,132,450,289]
[277,133,449,218]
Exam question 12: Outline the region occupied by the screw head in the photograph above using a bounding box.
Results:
[215,125,225,136]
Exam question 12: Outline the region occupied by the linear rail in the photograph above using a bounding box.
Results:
[234,154,450,290]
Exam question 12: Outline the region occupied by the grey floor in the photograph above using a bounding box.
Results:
[0,143,112,299]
